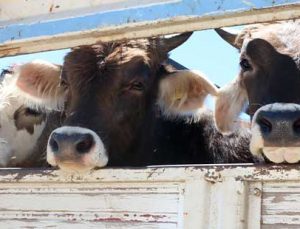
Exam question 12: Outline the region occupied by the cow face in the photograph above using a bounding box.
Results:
[43,33,218,172]
[0,61,64,166]
[214,21,300,163]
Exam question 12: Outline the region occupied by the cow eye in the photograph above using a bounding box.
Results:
[60,78,69,88]
[240,58,252,71]
[25,108,41,116]
[131,82,144,91]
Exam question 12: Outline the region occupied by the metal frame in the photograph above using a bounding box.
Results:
[1,0,300,57]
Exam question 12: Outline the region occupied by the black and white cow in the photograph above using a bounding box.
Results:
[0,60,62,167]
[214,20,300,163]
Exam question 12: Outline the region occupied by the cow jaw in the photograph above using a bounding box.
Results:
[263,147,300,163]
[250,119,300,164]
[47,126,108,172]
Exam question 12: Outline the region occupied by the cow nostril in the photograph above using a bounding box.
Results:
[293,119,300,134]
[257,117,272,134]
[49,135,59,153]
[76,134,95,154]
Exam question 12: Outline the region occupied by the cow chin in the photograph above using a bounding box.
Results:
[250,123,300,163]
[46,126,108,172]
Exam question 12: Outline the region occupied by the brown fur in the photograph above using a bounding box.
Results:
[13,106,46,134]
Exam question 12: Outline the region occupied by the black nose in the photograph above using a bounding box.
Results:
[49,132,95,155]
[254,107,300,146]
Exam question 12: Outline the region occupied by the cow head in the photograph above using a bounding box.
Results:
[36,33,218,172]
[0,61,64,166]
[214,21,300,163]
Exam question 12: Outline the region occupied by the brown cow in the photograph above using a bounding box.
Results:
[214,20,300,163]
[14,33,258,172]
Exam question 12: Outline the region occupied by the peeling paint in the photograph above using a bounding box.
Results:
[1,1,300,57]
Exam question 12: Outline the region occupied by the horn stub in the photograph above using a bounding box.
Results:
[159,32,193,53]
[215,28,239,49]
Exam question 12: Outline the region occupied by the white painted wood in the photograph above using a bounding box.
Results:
[0,0,176,24]
[0,165,300,228]
[247,182,262,229]
[262,182,300,227]
[205,178,248,229]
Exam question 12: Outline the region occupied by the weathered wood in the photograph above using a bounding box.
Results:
[0,165,300,227]
[262,182,300,227]
[0,0,300,57]
[247,182,262,229]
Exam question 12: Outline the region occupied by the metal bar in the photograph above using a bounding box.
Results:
[0,0,300,57]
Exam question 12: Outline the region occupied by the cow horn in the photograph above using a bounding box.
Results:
[159,32,193,53]
[215,28,240,49]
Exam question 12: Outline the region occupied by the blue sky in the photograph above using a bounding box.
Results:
[0,29,240,87]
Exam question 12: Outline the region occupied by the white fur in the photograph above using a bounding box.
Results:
[241,21,300,56]
[257,103,300,111]
[47,126,108,172]
[214,79,248,134]
[157,70,218,120]
[249,121,264,156]
[0,71,48,166]
[6,60,64,112]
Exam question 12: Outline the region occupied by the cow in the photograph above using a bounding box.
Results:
[0,61,63,167]
[19,33,259,172]
[214,20,300,164]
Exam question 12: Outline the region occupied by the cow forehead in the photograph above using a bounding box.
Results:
[65,40,159,72]
[240,21,300,58]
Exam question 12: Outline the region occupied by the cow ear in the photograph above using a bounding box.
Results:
[157,70,218,117]
[214,79,248,134]
[15,60,66,110]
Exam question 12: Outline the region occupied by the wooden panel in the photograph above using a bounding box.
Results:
[247,182,262,229]
[262,181,300,228]
[0,0,300,56]
[1,165,300,227]
[0,182,183,228]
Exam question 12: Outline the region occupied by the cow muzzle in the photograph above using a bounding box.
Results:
[47,126,108,172]
[250,103,300,163]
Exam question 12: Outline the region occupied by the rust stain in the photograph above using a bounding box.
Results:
[140,214,166,219]
[49,4,54,13]
[271,194,285,203]
[93,217,140,223]
[253,187,262,197]
[204,171,223,183]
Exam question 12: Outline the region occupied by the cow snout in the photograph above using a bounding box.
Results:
[250,103,300,163]
[47,126,108,172]
[49,132,95,155]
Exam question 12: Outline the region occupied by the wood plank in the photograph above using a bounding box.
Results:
[0,181,183,227]
[1,164,300,183]
[1,165,300,227]
[0,220,177,229]
[247,182,262,229]
[262,182,300,226]
[0,1,300,56]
